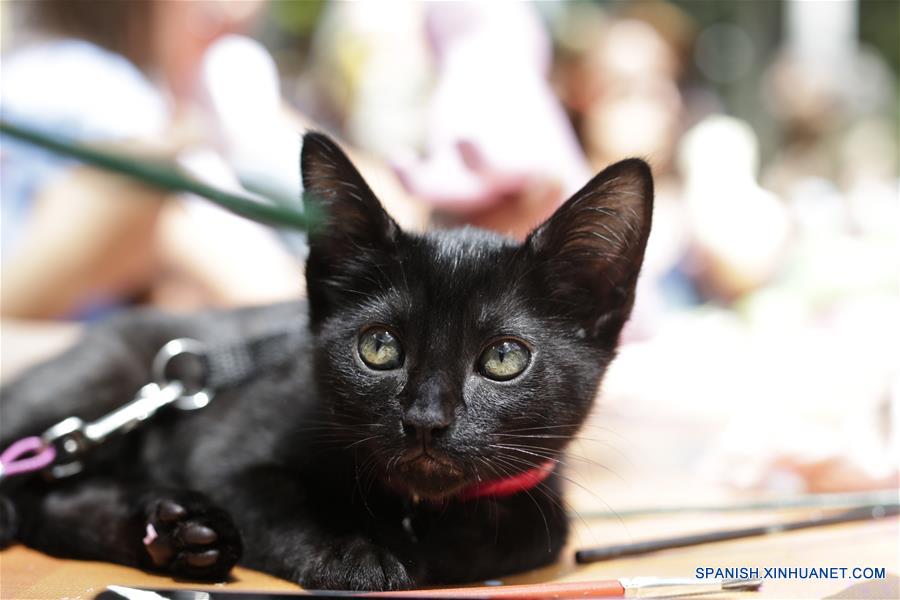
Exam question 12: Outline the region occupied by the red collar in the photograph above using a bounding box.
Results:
[455,461,556,501]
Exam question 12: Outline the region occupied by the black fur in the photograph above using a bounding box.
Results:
[0,132,653,590]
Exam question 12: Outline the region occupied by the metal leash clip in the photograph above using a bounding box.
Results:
[37,338,212,480]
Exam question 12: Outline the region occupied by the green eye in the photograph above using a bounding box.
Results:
[479,339,530,381]
[358,327,403,370]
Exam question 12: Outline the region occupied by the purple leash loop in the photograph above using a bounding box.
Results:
[0,436,56,479]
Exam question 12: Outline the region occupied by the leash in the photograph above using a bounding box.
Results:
[0,328,301,482]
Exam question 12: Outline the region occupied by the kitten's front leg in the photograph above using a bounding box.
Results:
[10,479,242,581]
[218,468,419,591]
[286,533,416,591]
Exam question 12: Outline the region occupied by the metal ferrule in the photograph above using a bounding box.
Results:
[621,577,762,598]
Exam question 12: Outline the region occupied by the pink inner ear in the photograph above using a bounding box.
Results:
[143,523,158,546]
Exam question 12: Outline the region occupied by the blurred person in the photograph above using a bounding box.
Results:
[1,0,302,321]
[311,1,591,240]
[551,6,686,179]
[399,2,591,239]
[0,0,425,327]
[1,0,171,319]
[579,18,683,177]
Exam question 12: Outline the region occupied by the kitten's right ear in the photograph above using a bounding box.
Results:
[525,158,654,341]
[301,131,400,257]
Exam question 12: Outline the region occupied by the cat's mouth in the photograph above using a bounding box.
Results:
[391,449,467,498]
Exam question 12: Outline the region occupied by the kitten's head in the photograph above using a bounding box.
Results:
[301,132,652,499]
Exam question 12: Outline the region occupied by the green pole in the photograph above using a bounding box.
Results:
[0,119,319,231]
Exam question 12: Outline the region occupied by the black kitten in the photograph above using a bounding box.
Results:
[0,133,652,590]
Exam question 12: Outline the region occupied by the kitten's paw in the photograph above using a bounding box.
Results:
[140,493,242,581]
[296,537,415,591]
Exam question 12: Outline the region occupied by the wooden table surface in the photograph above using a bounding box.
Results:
[2,500,896,599]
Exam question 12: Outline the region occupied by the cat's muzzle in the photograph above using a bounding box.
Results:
[393,448,467,498]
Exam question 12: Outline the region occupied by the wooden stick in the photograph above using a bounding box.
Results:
[578,489,900,518]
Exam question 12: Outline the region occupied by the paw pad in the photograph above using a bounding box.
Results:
[142,496,241,580]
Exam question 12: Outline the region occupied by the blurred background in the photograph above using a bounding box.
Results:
[1,0,897,513]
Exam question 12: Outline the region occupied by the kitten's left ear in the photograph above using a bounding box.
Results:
[525,158,653,340]
[301,131,400,256]
[302,132,401,323]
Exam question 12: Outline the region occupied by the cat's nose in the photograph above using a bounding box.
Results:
[402,404,451,447]
[402,375,455,447]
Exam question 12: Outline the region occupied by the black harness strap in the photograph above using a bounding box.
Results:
[203,326,305,391]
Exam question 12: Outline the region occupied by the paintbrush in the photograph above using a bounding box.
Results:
[103,578,763,599]
[576,504,899,564]
[362,577,762,598]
